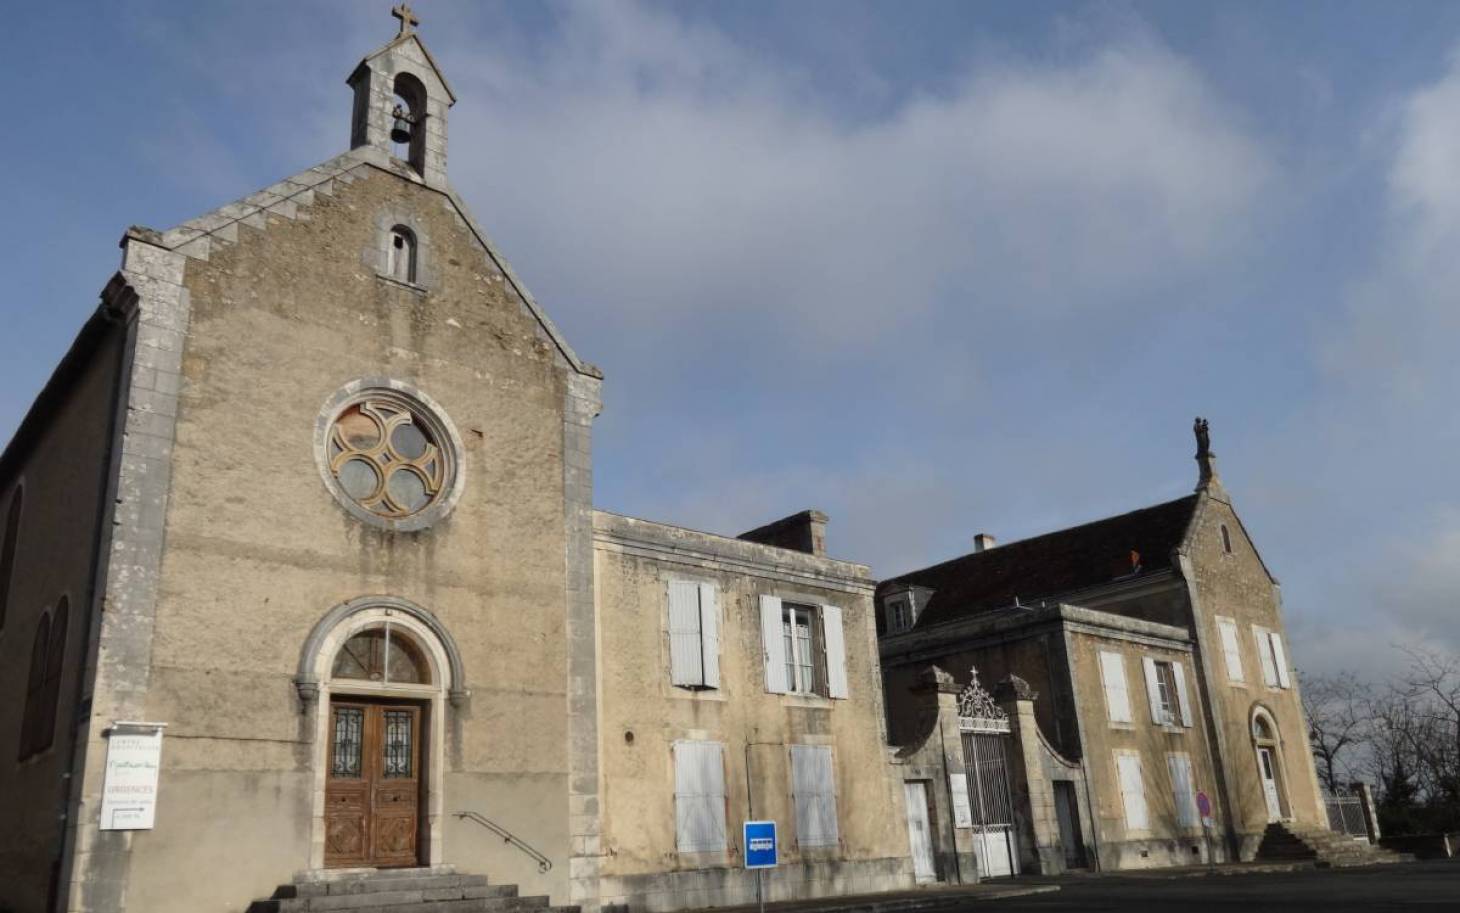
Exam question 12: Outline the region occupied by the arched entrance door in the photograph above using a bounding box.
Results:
[297,597,467,870]
[1251,709,1288,823]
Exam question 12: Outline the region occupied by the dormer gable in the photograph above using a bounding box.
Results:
[348,4,455,186]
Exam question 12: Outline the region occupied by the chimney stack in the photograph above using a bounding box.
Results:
[973,533,997,553]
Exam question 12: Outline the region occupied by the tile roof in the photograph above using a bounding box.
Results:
[882,495,1199,630]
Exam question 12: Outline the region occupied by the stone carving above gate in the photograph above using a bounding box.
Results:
[958,666,1010,733]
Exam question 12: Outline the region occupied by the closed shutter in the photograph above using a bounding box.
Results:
[791,745,839,847]
[1217,618,1244,683]
[669,580,705,686]
[1172,661,1193,728]
[949,773,973,828]
[1269,633,1291,688]
[1115,753,1148,831]
[760,595,788,694]
[699,583,720,689]
[674,741,727,852]
[821,604,848,699]
[1142,657,1165,724]
[1099,651,1132,723]
[1254,625,1278,686]
[1167,753,1197,828]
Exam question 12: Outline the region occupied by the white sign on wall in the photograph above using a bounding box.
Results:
[950,773,974,828]
[100,723,166,831]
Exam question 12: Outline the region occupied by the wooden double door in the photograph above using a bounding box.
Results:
[325,700,423,868]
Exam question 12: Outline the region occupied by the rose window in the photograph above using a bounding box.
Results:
[327,399,447,518]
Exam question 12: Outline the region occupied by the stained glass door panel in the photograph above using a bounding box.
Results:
[324,702,422,868]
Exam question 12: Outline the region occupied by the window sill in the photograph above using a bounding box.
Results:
[780,692,833,708]
[375,273,428,295]
[1107,721,1135,731]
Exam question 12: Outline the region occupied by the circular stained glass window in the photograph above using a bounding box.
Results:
[317,383,463,529]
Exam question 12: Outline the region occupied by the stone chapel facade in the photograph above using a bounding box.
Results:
[0,14,1348,913]
[0,18,910,913]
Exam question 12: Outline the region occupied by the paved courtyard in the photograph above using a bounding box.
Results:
[966,861,1460,912]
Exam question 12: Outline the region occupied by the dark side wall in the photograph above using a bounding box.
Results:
[0,312,129,913]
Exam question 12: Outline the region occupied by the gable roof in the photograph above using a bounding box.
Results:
[883,495,1200,630]
[351,33,457,104]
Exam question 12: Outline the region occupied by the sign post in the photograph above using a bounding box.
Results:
[100,722,167,831]
[1196,791,1214,867]
[744,820,778,913]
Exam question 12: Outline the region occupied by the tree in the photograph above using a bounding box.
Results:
[1301,670,1367,793]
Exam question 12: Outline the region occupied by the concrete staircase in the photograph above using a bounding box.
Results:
[246,868,581,913]
[1256,822,1410,867]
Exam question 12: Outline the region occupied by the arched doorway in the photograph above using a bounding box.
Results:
[296,597,467,870]
[1251,707,1289,823]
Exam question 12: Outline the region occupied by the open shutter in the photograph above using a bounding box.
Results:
[1172,660,1193,727]
[1269,632,1291,688]
[821,604,848,699]
[760,595,788,694]
[1254,625,1278,686]
[699,583,720,689]
[668,580,704,686]
[1142,657,1165,724]
[791,745,838,848]
[1217,618,1244,683]
[1099,651,1131,723]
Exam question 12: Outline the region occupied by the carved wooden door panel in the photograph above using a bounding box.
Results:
[325,702,421,867]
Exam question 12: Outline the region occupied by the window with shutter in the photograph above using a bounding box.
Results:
[1099,651,1132,724]
[1268,632,1291,688]
[668,581,720,690]
[1167,753,1198,828]
[1115,751,1148,831]
[821,604,848,699]
[1172,660,1193,728]
[674,740,727,853]
[760,595,788,694]
[1253,625,1279,687]
[791,745,839,847]
[1217,617,1244,683]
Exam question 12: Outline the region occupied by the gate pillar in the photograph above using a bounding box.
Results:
[995,675,1061,874]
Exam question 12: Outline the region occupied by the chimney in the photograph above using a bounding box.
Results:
[973,533,997,553]
[737,510,829,557]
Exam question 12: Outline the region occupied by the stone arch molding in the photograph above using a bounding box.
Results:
[294,594,468,707]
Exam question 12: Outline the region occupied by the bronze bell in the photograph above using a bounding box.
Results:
[390,105,413,144]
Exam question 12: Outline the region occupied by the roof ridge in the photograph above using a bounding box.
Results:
[887,493,1198,584]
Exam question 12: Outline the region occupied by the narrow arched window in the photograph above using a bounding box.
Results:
[0,486,21,631]
[388,226,417,283]
[19,611,49,761]
[1220,524,1233,554]
[36,596,68,754]
[392,73,429,175]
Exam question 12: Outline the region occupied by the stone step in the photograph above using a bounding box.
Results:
[280,886,529,912]
[287,877,499,899]
[259,895,551,913]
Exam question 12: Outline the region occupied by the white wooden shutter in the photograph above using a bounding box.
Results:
[1099,651,1132,723]
[1269,632,1291,688]
[1254,625,1278,686]
[1142,656,1165,724]
[699,583,720,689]
[674,741,727,852]
[1116,753,1148,831]
[791,745,839,847]
[821,604,848,699]
[760,595,788,694]
[1172,660,1193,728]
[1167,753,1197,828]
[949,774,973,828]
[668,580,705,686]
[1217,618,1244,683]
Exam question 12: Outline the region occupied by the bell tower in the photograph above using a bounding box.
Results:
[348,4,456,187]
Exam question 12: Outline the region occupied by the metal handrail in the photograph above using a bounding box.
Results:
[454,811,553,873]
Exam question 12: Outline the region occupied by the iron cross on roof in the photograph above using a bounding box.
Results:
[392,3,420,37]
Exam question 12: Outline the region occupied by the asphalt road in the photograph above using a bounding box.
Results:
[970,861,1460,912]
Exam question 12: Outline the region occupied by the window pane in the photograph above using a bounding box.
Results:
[391,422,429,460]
[383,710,413,777]
[386,633,427,684]
[333,630,384,681]
[336,406,381,450]
[331,707,363,777]
[338,459,380,501]
[387,468,430,512]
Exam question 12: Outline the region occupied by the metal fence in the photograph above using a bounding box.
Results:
[1323,790,1370,841]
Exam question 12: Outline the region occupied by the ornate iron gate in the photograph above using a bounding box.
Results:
[959,669,1019,878]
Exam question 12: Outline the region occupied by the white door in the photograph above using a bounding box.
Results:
[903,782,936,881]
[1258,748,1282,821]
[977,829,1014,877]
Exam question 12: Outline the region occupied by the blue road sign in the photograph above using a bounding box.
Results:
[744,820,778,869]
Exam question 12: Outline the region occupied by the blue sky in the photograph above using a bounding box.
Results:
[5,1,1460,682]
